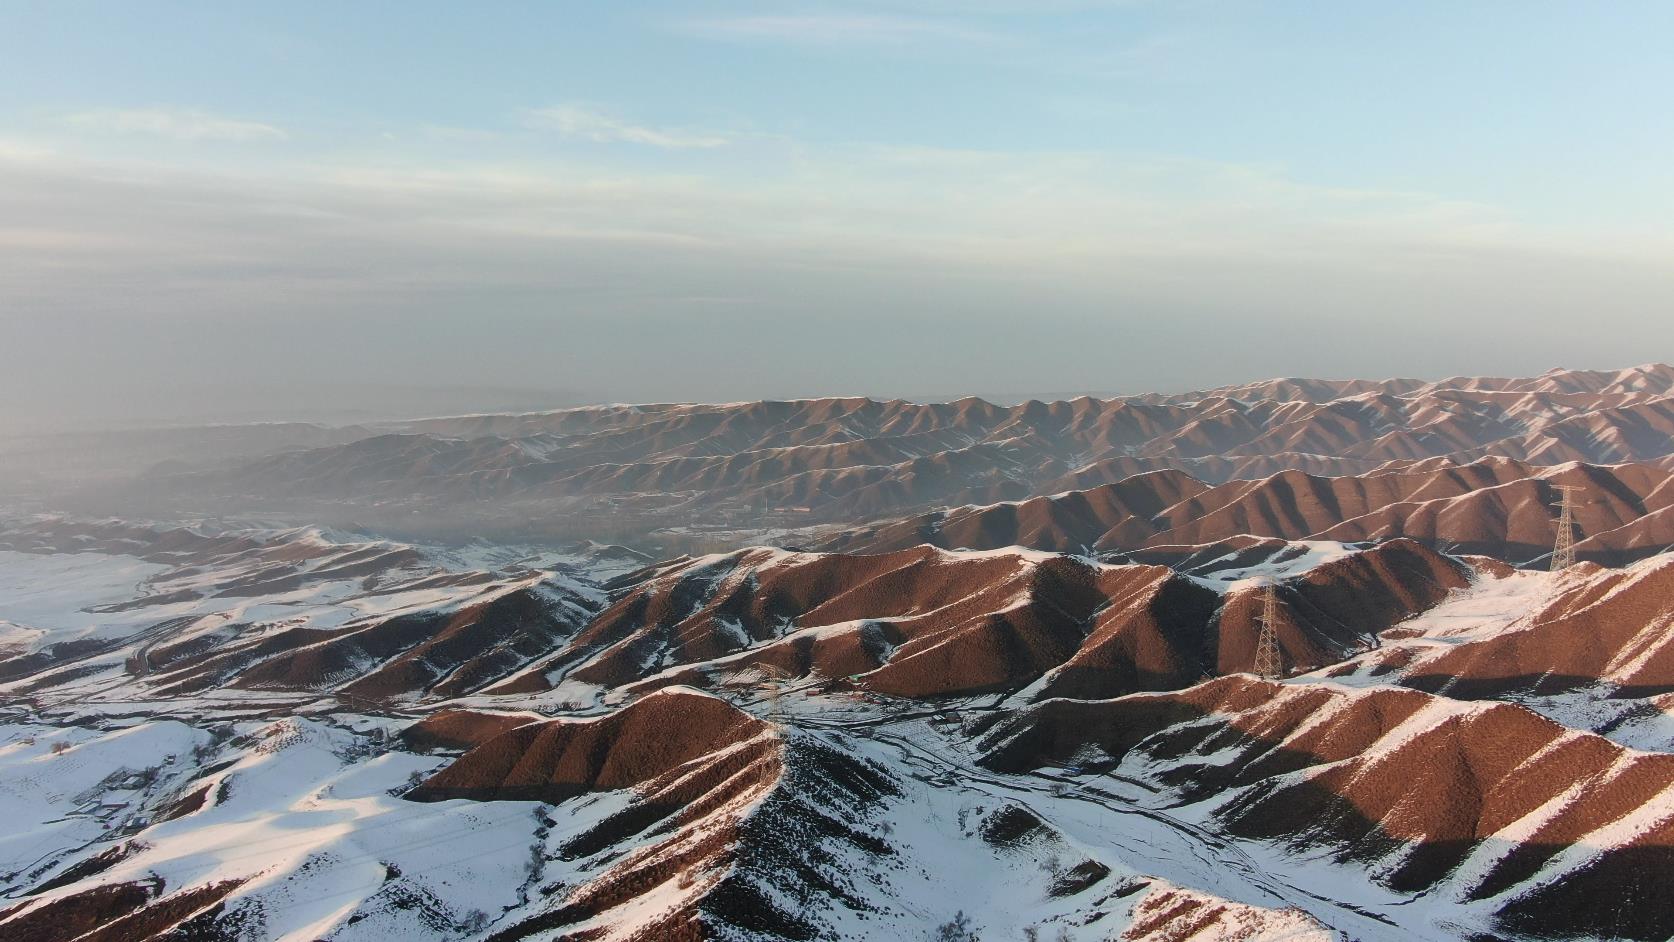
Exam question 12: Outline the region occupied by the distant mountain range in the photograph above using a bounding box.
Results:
[5,364,1674,940]
[28,363,1674,550]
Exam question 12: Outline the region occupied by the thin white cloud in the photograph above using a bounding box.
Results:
[4,144,1670,413]
[419,124,504,144]
[61,108,288,142]
[0,137,55,161]
[676,15,995,47]
[523,104,728,150]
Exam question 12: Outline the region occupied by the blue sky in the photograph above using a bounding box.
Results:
[2,1,1672,425]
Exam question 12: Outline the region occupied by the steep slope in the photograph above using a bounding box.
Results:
[1331,553,1674,705]
[822,459,1674,566]
[13,364,1674,942]
[0,519,613,704]
[9,534,1674,939]
[399,709,544,753]
[70,365,1674,544]
[491,545,1112,700]
[484,539,1469,706]
[1,687,1338,942]
[412,689,904,942]
[1026,538,1467,701]
[0,715,550,942]
[981,675,1674,941]
[0,515,1483,714]
[408,689,772,805]
[217,580,592,701]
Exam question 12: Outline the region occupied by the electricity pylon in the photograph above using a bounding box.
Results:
[1254,582,1284,679]
[754,664,795,725]
[1549,484,1583,571]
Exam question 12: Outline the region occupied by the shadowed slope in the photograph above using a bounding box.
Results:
[980,675,1674,940]
[821,459,1674,566]
[408,688,770,804]
[1398,554,1674,700]
[409,689,901,942]
[489,540,1472,705]
[94,366,1674,542]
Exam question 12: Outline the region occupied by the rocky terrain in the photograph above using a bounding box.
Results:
[4,365,1674,940]
[19,364,1674,549]
[818,458,1674,566]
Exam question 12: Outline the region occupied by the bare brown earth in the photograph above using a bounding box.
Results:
[388,544,1674,939]
[408,690,786,938]
[821,458,1674,566]
[409,690,901,942]
[0,876,246,942]
[398,709,541,753]
[0,513,1478,711]
[1362,554,1674,701]
[1120,889,1327,941]
[245,584,585,700]
[9,366,1674,941]
[408,689,771,804]
[979,675,1674,941]
[490,539,1467,704]
[4,508,1650,729]
[122,578,595,702]
[1040,537,1469,701]
[96,365,1674,542]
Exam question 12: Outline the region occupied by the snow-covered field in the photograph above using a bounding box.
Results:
[4,522,1673,940]
[0,713,564,940]
[0,551,174,654]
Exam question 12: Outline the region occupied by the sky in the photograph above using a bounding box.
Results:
[2,1,1672,429]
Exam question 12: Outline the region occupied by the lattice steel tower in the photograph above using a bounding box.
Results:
[1549,484,1583,571]
[755,664,794,726]
[1254,582,1284,679]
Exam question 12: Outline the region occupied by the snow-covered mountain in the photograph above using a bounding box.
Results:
[5,366,1674,941]
[20,364,1674,549]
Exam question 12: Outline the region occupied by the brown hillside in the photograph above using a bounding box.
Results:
[408,688,770,804]
[822,459,1674,566]
[1403,554,1674,699]
[980,675,1674,940]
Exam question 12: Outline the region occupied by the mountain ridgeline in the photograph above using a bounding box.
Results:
[6,365,1674,941]
[46,363,1674,548]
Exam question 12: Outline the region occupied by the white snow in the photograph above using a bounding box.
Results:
[0,551,175,654]
[1189,540,1366,593]
[6,521,1674,940]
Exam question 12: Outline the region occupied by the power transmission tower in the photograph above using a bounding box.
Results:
[1254,582,1284,679]
[1549,484,1583,571]
[754,664,794,726]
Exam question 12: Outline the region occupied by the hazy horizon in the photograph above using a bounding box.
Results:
[5,2,1673,433]
[6,359,1669,437]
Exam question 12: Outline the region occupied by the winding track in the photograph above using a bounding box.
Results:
[787,700,1423,942]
